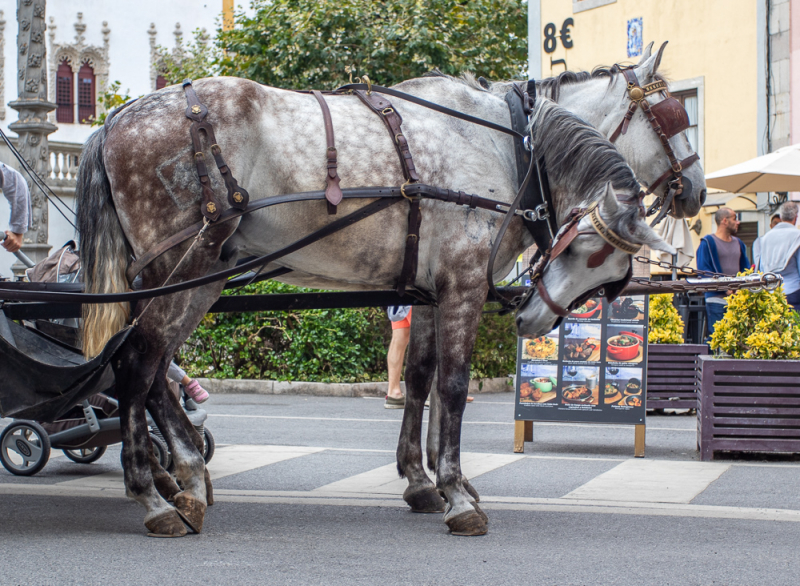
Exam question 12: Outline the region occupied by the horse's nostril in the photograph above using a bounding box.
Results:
[699,189,707,205]
[515,316,523,329]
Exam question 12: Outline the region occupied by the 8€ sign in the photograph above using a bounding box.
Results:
[543,18,575,53]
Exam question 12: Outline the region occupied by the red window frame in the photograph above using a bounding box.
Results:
[78,62,96,124]
[56,60,74,124]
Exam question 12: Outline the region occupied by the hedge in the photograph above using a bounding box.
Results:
[178,281,516,382]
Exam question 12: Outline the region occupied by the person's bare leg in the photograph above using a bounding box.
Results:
[387,327,410,399]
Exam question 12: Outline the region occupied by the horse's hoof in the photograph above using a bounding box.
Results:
[446,510,488,536]
[205,467,214,507]
[174,493,206,533]
[403,486,446,513]
[472,502,489,524]
[462,477,480,503]
[145,510,187,538]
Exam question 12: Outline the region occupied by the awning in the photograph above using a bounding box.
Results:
[705,144,800,193]
[701,192,757,208]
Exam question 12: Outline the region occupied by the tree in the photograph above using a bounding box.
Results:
[157,0,527,89]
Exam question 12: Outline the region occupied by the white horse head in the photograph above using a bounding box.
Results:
[514,99,675,337]
[535,41,706,219]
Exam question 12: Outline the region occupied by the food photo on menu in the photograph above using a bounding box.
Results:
[605,324,645,363]
[604,366,644,407]
[562,323,602,361]
[560,365,600,406]
[569,298,602,319]
[609,294,646,321]
[518,364,558,404]
[521,331,559,361]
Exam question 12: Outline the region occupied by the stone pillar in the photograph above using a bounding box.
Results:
[8,0,57,275]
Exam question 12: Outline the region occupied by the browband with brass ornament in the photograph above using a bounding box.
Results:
[588,203,642,254]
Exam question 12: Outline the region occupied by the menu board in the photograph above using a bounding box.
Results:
[515,295,648,424]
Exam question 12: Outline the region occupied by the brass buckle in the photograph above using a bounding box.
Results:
[395,133,404,145]
[382,107,394,116]
[400,179,419,201]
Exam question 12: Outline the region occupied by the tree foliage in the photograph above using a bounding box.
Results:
[157,0,527,89]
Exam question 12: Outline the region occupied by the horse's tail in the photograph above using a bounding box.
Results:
[76,125,131,359]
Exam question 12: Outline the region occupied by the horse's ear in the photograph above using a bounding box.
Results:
[636,42,654,65]
[635,41,668,82]
[653,41,668,74]
[598,182,619,216]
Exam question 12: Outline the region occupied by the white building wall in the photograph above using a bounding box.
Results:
[1,1,251,277]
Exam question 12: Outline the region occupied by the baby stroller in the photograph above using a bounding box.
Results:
[0,243,214,476]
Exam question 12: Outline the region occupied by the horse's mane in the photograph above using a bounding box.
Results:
[530,98,642,239]
[422,69,488,92]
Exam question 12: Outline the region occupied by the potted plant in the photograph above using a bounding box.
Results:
[698,275,800,460]
[646,294,708,410]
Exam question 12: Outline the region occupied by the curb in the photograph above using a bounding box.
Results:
[196,377,513,398]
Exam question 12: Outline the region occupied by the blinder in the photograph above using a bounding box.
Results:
[649,96,690,139]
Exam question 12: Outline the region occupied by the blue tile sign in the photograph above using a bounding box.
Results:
[627,17,643,58]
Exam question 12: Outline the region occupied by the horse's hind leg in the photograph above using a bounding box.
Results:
[145,366,208,533]
[434,289,489,536]
[115,344,187,537]
[397,305,445,513]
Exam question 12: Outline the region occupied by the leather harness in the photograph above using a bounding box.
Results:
[77,75,679,311]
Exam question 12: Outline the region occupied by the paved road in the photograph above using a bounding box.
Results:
[1,393,799,585]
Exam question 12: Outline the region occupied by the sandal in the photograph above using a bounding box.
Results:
[384,395,405,409]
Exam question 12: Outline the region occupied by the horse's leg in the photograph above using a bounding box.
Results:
[427,374,481,503]
[145,362,208,533]
[115,344,187,537]
[435,289,489,536]
[397,305,445,513]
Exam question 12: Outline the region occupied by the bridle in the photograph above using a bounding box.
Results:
[609,67,700,226]
[489,83,646,317]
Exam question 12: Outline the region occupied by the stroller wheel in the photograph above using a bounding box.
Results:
[0,421,51,476]
[63,446,107,464]
[202,428,215,464]
[150,433,171,470]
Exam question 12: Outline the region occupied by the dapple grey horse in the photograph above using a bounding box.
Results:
[76,70,677,537]
[412,42,706,512]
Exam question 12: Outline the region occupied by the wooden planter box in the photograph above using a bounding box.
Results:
[697,355,800,461]
[646,344,708,410]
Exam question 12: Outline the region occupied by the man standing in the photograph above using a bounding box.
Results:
[752,213,781,267]
[1,162,31,258]
[696,207,749,341]
[756,202,800,312]
[385,305,412,408]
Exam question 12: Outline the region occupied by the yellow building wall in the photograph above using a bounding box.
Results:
[539,0,759,248]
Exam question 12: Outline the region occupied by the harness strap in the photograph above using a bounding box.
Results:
[645,153,700,194]
[183,80,250,221]
[536,278,570,317]
[311,91,343,214]
[126,183,512,282]
[353,89,421,295]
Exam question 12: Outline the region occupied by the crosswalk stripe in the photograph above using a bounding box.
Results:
[313,451,524,495]
[55,445,326,490]
[563,459,731,504]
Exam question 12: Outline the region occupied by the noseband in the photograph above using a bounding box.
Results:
[609,68,700,226]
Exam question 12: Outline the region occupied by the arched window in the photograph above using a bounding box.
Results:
[156,75,167,90]
[77,61,96,124]
[56,59,74,123]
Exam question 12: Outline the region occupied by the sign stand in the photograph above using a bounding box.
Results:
[513,295,649,457]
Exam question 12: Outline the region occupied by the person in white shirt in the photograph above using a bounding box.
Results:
[0,162,31,257]
[757,202,800,312]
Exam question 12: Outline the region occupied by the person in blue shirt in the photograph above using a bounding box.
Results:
[756,202,800,312]
[696,207,749,341]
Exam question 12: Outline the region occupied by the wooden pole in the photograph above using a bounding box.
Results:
[634,424,646,457]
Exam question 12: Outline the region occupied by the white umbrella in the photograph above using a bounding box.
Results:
[705,144,800,192]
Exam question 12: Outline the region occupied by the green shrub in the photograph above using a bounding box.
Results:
[710,270,800,359]
[179,283,516,381]
[648,294,684,344]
